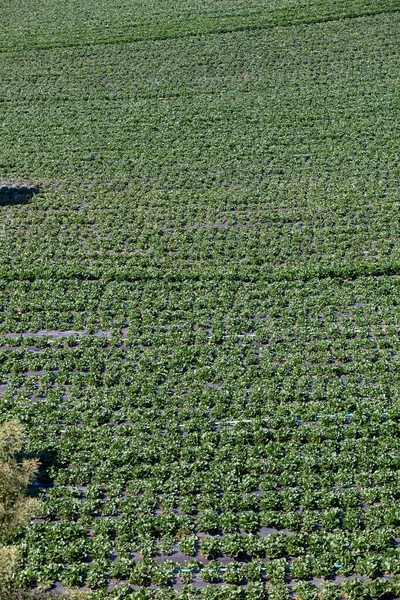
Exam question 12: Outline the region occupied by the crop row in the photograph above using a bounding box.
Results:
[1,0,398,52]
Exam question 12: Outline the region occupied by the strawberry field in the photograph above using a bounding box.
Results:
[1,0,400,598]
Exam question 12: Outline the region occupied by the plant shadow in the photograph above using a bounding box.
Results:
[0,185,40,207]
[18,447,65,497]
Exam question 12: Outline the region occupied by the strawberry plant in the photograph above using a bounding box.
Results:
[222,562,243,585]
[341,578,368,600]
[269,583,290,600]
[178,534,199,557]
[246,582,269,600]
[294,582,318,600]
[319,583,342,600]
[200,537,221,560]
[291,556,312,581]
[200,561,222,583]
[265,559,287,584]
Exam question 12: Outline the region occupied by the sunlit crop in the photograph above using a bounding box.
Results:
[1,0,399,597]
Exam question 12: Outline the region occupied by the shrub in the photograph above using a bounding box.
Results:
[0,420,41,599]
[0,545,20,599]
[0,420,40,543]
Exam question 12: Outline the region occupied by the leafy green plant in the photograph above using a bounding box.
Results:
[312,553,336,579]
[179,535,199,557]
[356,553,382,578]
[223,534,246,559]
[200,537,221,560]
[341,578,367,600]
[243,559,265,582]
[246,582,269,600]
[319,583,342,600]
[129,560,155,587]
[367,578,393,599]
[269,583,290,600]
[200,561,222,583]
[223,562,243,585]
[294,582,318,600]
[291,556,312,581]
[157,536,175,556]
[265,559,287,584]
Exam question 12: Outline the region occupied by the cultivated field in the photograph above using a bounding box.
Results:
[1,0,400,598]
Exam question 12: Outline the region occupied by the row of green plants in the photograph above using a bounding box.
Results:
[2,0,399,52]
[75,578,400,600]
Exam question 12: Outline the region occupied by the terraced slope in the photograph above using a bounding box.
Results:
[1,0,400,598]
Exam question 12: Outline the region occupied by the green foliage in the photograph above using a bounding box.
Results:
[200,537,221,560]
[246,582,269,600]
[0,421,40,598]
[1,0,399,596]
[0,545,21,600]
[319,583,342,600]
[294,582,318,600]
[341,578,368,600]
[179,535,199,557]
[0,420,40,544]
[265,560,287,584]
[291,557,312,581]
[268,584,290,600]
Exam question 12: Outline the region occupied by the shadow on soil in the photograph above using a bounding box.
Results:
[19,447,64,496]
[0,186,40,207]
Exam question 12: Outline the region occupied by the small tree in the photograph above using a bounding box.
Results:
[0,420,40,597]
[0,545,21,598]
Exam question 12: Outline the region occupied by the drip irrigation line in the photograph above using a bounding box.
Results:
[171,564,344,574]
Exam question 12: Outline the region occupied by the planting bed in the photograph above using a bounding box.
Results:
[1,0,400,598]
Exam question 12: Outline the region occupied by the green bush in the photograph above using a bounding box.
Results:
[0,420,40,599]
[0,420,40,544]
